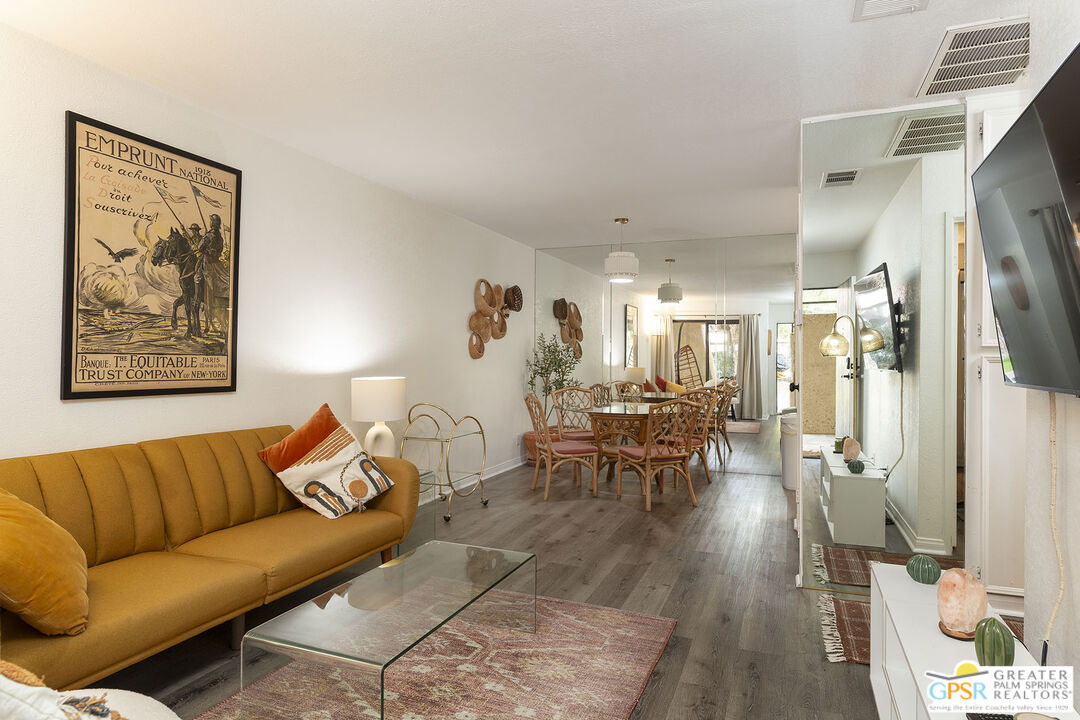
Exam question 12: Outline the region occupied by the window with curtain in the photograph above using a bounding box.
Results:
[673,318,741,382]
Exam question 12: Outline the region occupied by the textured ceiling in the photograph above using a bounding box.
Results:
[802,105,963,253]
[0,0,1028,247]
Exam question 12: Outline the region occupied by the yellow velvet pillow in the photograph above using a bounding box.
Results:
[666,382,687,393]
[0,488,89,635]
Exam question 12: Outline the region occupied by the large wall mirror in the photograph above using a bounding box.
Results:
[534,232,796,489]
[799,104,967,593]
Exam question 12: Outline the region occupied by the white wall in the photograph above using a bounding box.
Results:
[0,24,535,473]
[533,252,604,387]
[803,249,858,289]
[1024,5,1080,677]
[855,150,964,554]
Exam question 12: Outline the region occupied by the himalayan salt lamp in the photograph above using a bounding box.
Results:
[937,568,987,635]
[842,437,862,462]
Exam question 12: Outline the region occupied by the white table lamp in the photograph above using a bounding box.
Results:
[626,367,646,384]
[351,376,407,457]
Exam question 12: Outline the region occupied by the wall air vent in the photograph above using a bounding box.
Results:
[917,18,1029,97]
[885,113,966,157]
[821,170,860,188]
[853,0,929,22]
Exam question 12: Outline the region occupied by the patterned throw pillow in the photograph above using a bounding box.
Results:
[276,426,394,519]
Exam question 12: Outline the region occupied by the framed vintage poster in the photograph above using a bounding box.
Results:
[62,112,241,399]
[625,304,639,368]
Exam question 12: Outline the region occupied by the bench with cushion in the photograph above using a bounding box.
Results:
[0,425,419,690]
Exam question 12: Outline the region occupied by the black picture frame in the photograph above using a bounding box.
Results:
[62,112,242,399]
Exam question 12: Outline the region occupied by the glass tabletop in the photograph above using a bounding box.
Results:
[243,541,535,669]
[586,402,652,416]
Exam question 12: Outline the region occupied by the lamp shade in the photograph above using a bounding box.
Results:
[351,377,407,422]
[657,281,683,304]
[859,326,885,352]
[626,367,646,384]
[818,332,849,357]
[604,251,639,283]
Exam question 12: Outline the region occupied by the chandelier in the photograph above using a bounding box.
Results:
[604,217,639,283]
[657,258,683,304]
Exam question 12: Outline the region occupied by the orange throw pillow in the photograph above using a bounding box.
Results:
[644,379,657,393]
[0,489,88,635]
[258,403,342,473]
[655,375,668,391]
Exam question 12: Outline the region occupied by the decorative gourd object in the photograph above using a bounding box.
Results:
[906,554,942,584]
[974,617,1015,666]
[847,459,865,474]
[937,568,987,636]
[842,437,862,462]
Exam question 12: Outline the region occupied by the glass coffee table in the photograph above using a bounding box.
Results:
[240,541,536,719]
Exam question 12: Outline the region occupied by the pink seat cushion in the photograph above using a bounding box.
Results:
[618,445,682,461]
[552,441,598,456]
[560,429,595,441]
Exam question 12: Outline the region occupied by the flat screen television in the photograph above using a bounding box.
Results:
[854,262,903,373]
[972,41,1080,395]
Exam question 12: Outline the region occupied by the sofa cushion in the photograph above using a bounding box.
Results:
[257,404,341,474]
[138,427,299,548]
[174,508,403,599]
[0,552,266,690]
[0,489,88,636]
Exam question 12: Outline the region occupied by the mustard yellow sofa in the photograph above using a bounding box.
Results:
[0,425,420,690]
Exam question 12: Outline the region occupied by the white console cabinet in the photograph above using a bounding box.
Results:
[819,445,887,547]
[870,563,1077,719]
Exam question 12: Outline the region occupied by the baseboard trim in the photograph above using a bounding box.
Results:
[885,497,949,555]
[417,455,526,506]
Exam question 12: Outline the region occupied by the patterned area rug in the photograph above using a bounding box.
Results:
[812,544,965,587]
[1001,614,1025,644]
[198,596,675,720]
[818,595,870,665]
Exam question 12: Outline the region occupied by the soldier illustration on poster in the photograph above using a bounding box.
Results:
[62,112,241,398]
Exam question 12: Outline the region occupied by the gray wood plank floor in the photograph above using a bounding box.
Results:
[95,417,878,719]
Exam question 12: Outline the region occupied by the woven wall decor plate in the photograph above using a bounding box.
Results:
[468,332,485,358]
[475,279,497,317]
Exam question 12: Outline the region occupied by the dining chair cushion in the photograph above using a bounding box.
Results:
[560,430,595,442]
[551,441,598,456]
[617,445,682,461]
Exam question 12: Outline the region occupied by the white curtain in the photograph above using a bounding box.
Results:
[737,314,763,419]
[651,315,674,381]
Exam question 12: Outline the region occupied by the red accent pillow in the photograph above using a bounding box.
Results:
[655,375,668,391]
[644,379,657,393]
[258,403,342,473]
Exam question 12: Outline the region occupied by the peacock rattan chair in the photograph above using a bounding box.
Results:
[525,394,600,500]
[676,345,704,390]
[615,398,701,511]
[551,386,596,442]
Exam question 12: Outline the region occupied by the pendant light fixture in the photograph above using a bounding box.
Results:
[604,217,639,283]
[657,258,683,304]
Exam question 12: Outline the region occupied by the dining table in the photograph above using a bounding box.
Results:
[584,402,653,481]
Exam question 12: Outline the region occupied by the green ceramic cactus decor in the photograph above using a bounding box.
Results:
[905,554,941,584]
[974,617,1015,666]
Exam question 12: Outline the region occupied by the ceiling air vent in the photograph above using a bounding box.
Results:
[853,0,929,22]
[885,113,966,157]
[821,170,860,188]
[917,18,1029,97]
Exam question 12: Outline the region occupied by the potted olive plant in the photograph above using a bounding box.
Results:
[523,333,582,464]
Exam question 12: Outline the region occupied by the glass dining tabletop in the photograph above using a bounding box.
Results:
[585,402,653,416]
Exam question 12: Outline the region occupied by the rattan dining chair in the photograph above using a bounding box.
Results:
[612,381,644,402]
[551,386,596,442]
[712,380,739,453]
[680,389,719,483]
[525,394,600,500]
[590,383,611,407]
[615,398,701,511]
